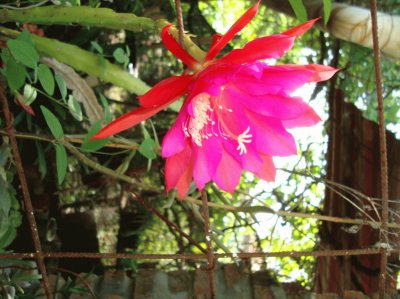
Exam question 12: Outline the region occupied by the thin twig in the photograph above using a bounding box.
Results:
[132,193,208,254]
[49,267,98,299]
[201,189,217,299]
[0,265,98,299]
[61,140,157,192]
[369,1,389,297]
[0,79,53,299]
[174,0,185,47]
[183,196,400,229]
[0,129,138,150]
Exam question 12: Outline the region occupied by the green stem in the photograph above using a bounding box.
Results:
[0,6,155,32]
[0,26,150,95]
[0,5,206,61]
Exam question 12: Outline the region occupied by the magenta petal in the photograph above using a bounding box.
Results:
[226,86,315,120]
[165,142,193,198]
[282,107,321,128]
[219,34,295,65]
[205,0,260,61]
[247,111,297,156]
[193,137,222,190]
[257,154,276,182]
[139,74,193,108]
[161,102,189,157]
[282,64,339,82]
[213,147,242,193]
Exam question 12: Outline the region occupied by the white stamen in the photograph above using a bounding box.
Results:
[236,127,252,155]
[188,93,211,146]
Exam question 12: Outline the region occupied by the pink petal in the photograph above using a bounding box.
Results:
[282,18,319,37]
[282,107,321,128]
[91,99,175,140]
[205,0,260,61]
[219,34,295,65]
[192,137,222,190]
[161,101,190,157]
[283,64,339,82]
[232,65,320,96]
[213,147,242,193]
[165,142,193,198]
[161,25,200,69]
[247,111,297,156]
[139,74,193,108]
[226,86,316,120]
[255,154,276,182]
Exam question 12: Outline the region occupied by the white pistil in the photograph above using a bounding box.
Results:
[236,127,252,155]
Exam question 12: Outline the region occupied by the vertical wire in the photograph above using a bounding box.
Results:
[0,78,53,299]
[201,189,217,298]
[369,1,389,298]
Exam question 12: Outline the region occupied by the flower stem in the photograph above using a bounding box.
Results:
[0,6,155,32]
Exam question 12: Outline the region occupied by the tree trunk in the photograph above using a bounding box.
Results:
[314,89,400,294]
[263,0,400,60]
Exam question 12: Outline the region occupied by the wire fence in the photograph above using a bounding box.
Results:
[0,0,392,298]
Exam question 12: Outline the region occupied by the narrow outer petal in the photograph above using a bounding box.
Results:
[161,25,199,69]
[139,74,193,108]
[282,64,339,82]
[205,0,260,61]
[218,35,295,65]
[282,18,319,37]
[92,98,176,140]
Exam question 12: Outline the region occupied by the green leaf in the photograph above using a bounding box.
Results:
[90,41,103,54]
[0,179,11,215]
[6,39,39,69]
[323,0,332,25]
[168,0,176,15]
[99,94,111,123]
[288,0,308,22]
[113,48,127,64]
[55,144,68,185]
[67,95,83,121]
[40,106,64,139]
[0,218,16,249]
[23,84,37,105]
[38,64,55,96]
[55,74,67,101]
[138,138,157,160]
[35,142,47,179]
[17,29,33,44]
[80,121,110,152]
[5,57,26,91]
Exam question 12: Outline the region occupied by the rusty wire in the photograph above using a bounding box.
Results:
[0,78,53,299]
[369,0,389,298]
[201,190,217,298]
[0,247,392,260]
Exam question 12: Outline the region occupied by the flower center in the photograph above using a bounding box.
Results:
[183,90,252,155]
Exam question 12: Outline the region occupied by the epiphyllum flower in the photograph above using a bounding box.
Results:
[92,1,337,198]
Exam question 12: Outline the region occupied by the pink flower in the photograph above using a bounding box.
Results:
[92,1,337,198]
